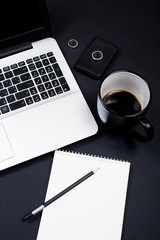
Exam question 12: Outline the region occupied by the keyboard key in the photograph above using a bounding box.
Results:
[7,95,16,103]
[0,82,3,89]
[45,66,52,73]
[3,66,10,72]
[52,80,59,87]
[1,105,10,114]
[13,66,28,76]
[31,70,39,78]
[26,59,33,64]
[35,61,43,68]
[62,83,70,92]
[26,97,33,105]
[42,75,49,82]
[0,89,8,97]
[3,80,12,87]
[8,86,17,94]
[48,89,56,97]
[59,77,67,85]
[38,68,46,75]
[52,64,63,77]
[34,77,42,85]
[42,59,49,66]
[28,63,36,71]
[49,72,56,80]
[30,87,37,95]
[33,94,41,102]
[18,61,25,67]
[12,77,21,84]
[0,98,7,106]
[0,74,5,81]
[40,54,46,59]
[41,91,49,100]
[45,82,52,89]
[11,63,18,69]
[47,52,53,57]
[20,73,31,82]
[5,71,13,79]
[49,56,56,64]
[15,90,30,100]
[33,56,39,61]
[17,80,34,91]
[10,99,26,111]
[37,84,45,92]
[55,86,63,94]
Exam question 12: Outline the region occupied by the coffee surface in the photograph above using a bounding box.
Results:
[102,90,141,115]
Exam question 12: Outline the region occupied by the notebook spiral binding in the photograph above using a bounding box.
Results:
[58,149,129,165]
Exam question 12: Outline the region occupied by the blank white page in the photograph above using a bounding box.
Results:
[37,150,130,240]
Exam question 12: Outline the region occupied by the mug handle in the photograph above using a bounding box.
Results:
[130,117,154,142]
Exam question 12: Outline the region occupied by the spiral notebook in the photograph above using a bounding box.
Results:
[37,150,130,240]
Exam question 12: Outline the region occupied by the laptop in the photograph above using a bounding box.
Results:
[0,0,98,171]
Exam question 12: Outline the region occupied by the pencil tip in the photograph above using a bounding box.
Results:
[93,167,100,173]
[23,212,33,221]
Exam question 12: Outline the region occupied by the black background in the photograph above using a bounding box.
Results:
[1,0,160,239]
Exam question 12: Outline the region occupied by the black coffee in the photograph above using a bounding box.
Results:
[102,90,142,115]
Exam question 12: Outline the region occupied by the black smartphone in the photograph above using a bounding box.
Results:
[75,37,118,79]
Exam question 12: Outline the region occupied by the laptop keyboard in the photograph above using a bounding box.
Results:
[0,52,70,115]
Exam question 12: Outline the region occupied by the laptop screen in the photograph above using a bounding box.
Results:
[0,0,51,49]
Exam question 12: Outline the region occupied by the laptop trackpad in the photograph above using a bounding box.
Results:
[0,124,14,162]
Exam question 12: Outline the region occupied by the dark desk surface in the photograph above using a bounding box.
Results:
[1,0,160,239]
